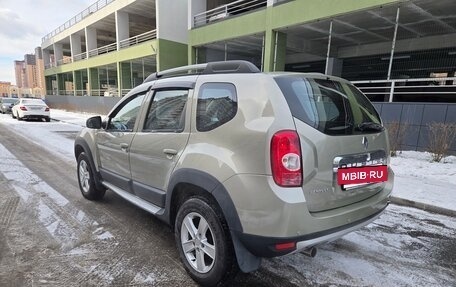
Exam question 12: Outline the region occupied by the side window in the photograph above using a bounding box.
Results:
[196,83,237,132]
[108,93,145,131]
[143,89,188,132]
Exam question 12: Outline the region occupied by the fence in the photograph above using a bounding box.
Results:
[373,102,456,154]
[353,77,456,103]
[44,95,121,115]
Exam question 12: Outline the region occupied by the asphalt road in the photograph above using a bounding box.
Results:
[0,114,454,286]
[0,118,297,286]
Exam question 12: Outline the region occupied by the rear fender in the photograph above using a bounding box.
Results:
[165,168,261,272]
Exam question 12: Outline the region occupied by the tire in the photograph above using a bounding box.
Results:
[11,112,16,119]
[45,117,51,122]
[17,112,21,121]
[175,197,238,286]
[77,152,106,200]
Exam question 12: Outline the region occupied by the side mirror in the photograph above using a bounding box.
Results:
[86,116,102,129]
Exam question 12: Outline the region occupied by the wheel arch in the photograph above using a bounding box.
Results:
[165,168,262,273]
[74,138,104,191]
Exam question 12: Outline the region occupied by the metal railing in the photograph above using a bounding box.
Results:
[48,30,155,68]
[88,43,117,58]
[56,58,73,66]
[119,30,157,49]
[42,0,116,43]
[73,52,87,62]
[193,0,267,27]
[74,90,88,96]
[352,77,456,102]
[120,89,131,96]
[91,90,103,97]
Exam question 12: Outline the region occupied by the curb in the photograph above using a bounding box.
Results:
[390,196,456,217]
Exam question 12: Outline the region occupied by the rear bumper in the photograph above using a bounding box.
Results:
[19,111,50,119]
[223,171,393,257]
[235,202,387,258]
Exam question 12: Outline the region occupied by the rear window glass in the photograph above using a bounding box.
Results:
[2,99,16,104]
[275,76,382,135]
[22,99,45,105]
[196,83,237,132]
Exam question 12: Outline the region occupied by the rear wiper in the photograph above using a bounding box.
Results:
[356,122,384,132]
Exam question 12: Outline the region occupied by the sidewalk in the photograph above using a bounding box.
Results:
[50,109,456,217]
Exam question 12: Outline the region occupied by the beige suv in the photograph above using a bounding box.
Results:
[75,61,393,286]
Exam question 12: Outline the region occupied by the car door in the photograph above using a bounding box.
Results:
[129,86,192,207]
[97,92,146,192]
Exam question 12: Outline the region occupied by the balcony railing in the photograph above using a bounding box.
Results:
[119,30,157,49]
[88,43,117,58]
[42,0,116,43]
[73,52,87,62]
[57,58,73,66]
[353,77,456,102]
[193,0,267,27]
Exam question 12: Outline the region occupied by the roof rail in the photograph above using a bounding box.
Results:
[144,60,260,83]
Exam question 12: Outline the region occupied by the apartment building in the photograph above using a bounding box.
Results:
[42,0,456,102]
[41,0,187,97]
[14,61,25,88]
[0,82,11,97]
[14,51,46,97]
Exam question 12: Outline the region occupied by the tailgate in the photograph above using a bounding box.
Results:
[296,120,389,212]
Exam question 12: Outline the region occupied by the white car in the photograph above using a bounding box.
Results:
[12,98,51,122]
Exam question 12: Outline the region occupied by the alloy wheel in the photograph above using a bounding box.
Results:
[78,160,91,193]
[180,212,216,273]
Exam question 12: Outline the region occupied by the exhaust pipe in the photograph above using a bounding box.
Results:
[302,247,317,257]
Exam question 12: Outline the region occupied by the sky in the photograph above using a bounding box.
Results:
[0,0,94,84]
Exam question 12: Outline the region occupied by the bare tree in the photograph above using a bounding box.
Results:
[386,121,409,157]
[427,122,456,162]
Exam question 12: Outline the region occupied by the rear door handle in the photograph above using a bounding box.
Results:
[163,149,178,156]
[120,143,129,152]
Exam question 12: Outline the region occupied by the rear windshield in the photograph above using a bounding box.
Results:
[275,76,382,135]
[23,99,45,105]
[2,99,16,104]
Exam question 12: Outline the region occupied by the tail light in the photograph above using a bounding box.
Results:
[45,107,50,111]
[20,106,27,111]
[270,130,302,187]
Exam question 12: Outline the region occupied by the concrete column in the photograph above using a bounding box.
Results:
[116,62,122,97]
[57,74,65,95]
[267,0,274,6]
[120,62,132,92]
[157,0,188,43]
[85,27,97,58]
[88,68,99,96]
[263,30,287,72]
[188,0,206,29]
[70,34,82,61]
[74,71,84,96]
[326,58,343,77]
[45,76,53,95]
[116,11,129,51]
[43,49,51,68]
[53,43,63,66]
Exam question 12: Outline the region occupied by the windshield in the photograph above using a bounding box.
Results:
[275,76,382,135]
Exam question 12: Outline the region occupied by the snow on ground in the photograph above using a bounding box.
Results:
[275,204,456,287]
[390,151,456,211]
